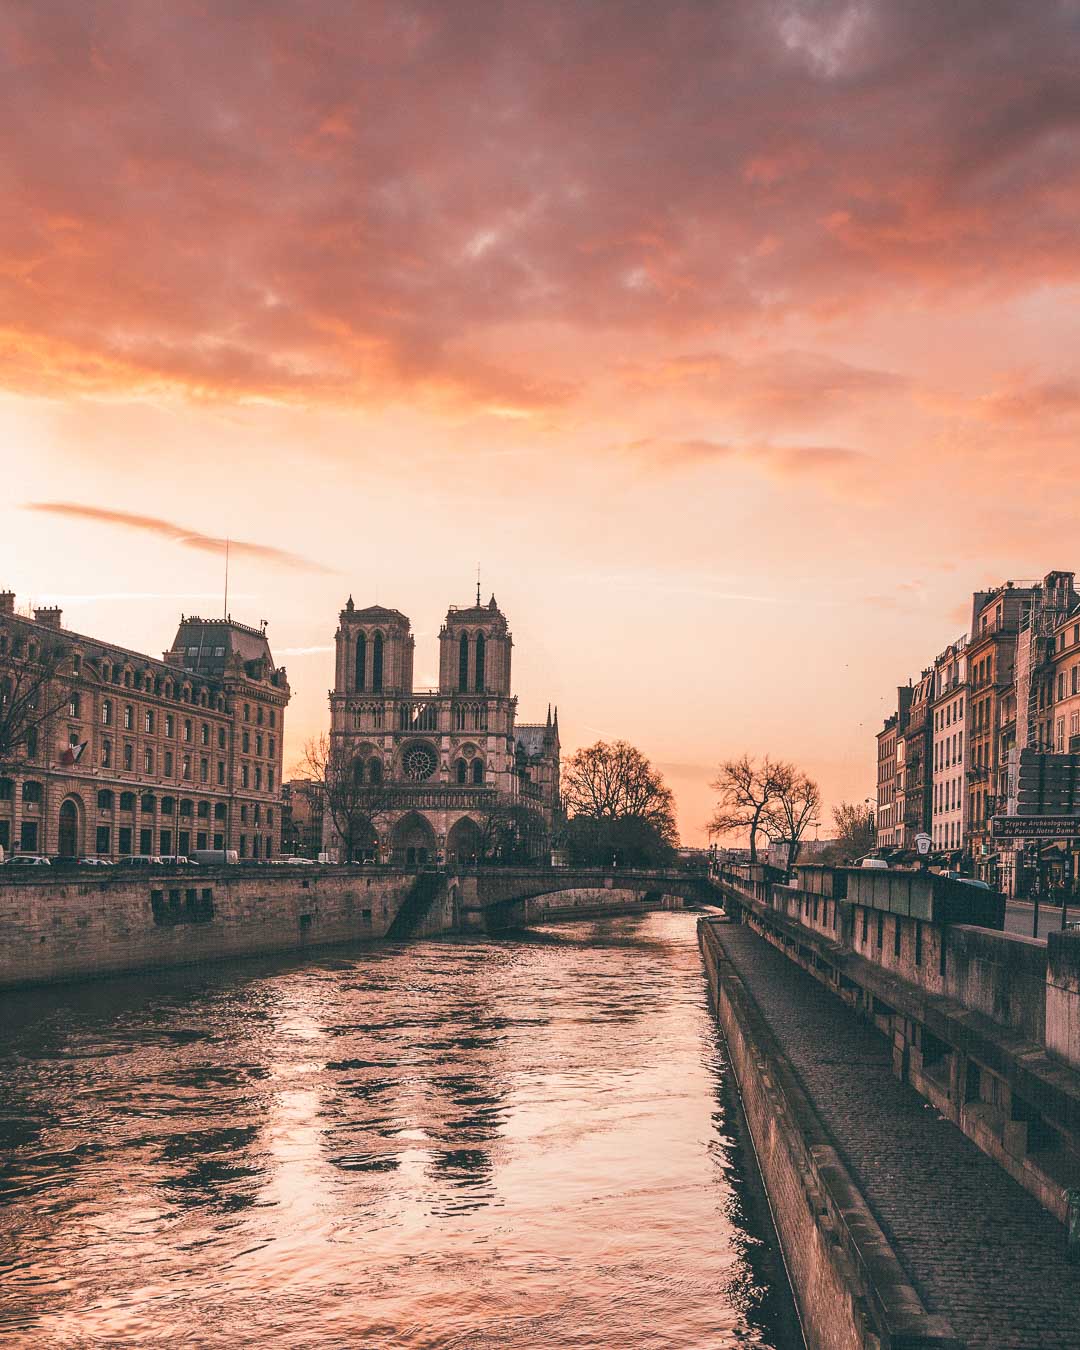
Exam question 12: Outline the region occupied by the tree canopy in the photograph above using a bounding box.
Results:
[561,739,678,867]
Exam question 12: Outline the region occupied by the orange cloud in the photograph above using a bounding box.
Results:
[23,503,337,573]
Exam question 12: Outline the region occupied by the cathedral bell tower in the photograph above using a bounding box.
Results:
[438,593,512,696]
[334,597,414,695]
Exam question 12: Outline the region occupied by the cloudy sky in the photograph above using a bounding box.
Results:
[3,1,1079,841]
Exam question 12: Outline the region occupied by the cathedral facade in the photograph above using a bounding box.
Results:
[326,594,559,865]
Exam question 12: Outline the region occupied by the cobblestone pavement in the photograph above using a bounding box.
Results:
[711,920,1080,1350]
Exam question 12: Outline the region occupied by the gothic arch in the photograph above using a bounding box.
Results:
[390,812,437,867]
[446,815,482,865]
[355,631,367,690]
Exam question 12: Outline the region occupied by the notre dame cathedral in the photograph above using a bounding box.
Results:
[326,592,560,864]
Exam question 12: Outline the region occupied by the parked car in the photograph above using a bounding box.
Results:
[116,855,163,868]
[280,855,316,865]
[158,855,193,867]
[78,857,112,867]
[859,857,889,870]
[188,849,239,866]
[943,871,991,890]
[7,855,51,866]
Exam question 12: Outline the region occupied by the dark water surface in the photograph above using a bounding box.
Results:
[0,913,798,1348]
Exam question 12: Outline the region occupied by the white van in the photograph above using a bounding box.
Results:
[188,849,239,866]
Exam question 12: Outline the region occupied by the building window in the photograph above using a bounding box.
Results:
[474,632,485,693]
[97,789,113,809]
[200,757,209,783]
[256,734,263,756]
[269,737,275,758]
[123,743,134,771]
[183,719,192,742]
[123,705,133,730]
[165,714,174,737]
[356,632,367,690]
[217,727,225,749]
[459,632,469,692]
[101,699,112,726]
[257,706,264,726]
[214,802,226,820]
[96,825,111,854]
[201,723,209,746]
[144,710,154,733]
[101,739,112,768]
[372,633,384,692]
[267,770,274,791]
[217,761,225,785]
[164,750,173,777]
[182,755,191,780]
[118,826,132,855]
[67,693,80,719]
[243,703,250,722]
[120,791,136,811]
[144,747,154,774]
[242,765,249,788]
[471,758,484,784]
[141,793,155,812]
[456,758,467,784]
[242,730,250,753]
[255,766,262,790]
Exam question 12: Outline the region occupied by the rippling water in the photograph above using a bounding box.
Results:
[0,912,798,1348]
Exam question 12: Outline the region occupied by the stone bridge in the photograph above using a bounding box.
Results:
[444,865,720,933]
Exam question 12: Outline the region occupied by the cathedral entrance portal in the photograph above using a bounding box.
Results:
[391,813,438,868]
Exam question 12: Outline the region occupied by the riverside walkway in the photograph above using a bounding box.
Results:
[708,916,1080,1349]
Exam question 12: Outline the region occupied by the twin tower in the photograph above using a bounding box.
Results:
[333,592,512,697]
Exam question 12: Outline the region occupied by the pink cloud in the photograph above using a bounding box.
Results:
[0,2,1078,413]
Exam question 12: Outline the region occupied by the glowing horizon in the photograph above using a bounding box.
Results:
[4,2,1080,842]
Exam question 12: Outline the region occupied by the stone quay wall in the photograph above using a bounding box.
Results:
[717,864,1080,1226]
[699,918,959,1350]
[0,865,449,990]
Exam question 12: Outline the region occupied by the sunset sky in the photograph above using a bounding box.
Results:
[3,1,1080,842]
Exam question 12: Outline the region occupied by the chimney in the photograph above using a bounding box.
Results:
[34,606,63,630]
[0,591,14,616]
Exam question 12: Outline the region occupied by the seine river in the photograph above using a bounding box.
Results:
[0,912,799,1348]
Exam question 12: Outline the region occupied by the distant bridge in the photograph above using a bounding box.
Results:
[444,865,720,933]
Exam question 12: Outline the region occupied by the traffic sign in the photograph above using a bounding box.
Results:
[991,815,1080,840]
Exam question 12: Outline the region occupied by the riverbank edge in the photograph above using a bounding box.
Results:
[698,916,961,1350]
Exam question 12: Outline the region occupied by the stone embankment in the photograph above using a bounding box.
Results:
[704,860,1080,1348]
[0,865,458,989]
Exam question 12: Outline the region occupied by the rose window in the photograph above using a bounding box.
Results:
[403,743,438,781]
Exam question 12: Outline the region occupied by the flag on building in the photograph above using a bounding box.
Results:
[59,740,87,767]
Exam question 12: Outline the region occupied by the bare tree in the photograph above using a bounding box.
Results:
[0,631,71,774]
[764,768,821,872]
[824,800,876,863]
[300,734,390,861]
[708,754,789,863]
[477,801,547,864]
[562,740,678,851]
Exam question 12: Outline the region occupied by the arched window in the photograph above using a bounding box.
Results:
[474,632,485,693]
[119,791,136,811]
[356,632,367,690]
[471,758,484,785]
[458,632,469,692]
[140,793,155,813]
[214,802,226,820]
[456,758,467,784]
[161,797,175,815]
[22,781,42,803]
[97,789,114,809]
[353,758,366,785]
[372,632,384,691]
[368,757,383,784]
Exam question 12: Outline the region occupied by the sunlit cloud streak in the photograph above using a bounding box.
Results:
[23,503,336,573]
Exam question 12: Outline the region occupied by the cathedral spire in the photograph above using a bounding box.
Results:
[476,563,481,607]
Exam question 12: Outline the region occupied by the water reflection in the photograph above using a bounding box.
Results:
[0,913,799,1348]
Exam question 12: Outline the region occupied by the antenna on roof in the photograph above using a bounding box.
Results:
[223,538,230,620]
[476,562,481,607]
